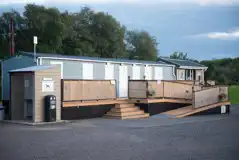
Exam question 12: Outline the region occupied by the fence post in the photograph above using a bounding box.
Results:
[128,76,130,99]
[162,81,164,99]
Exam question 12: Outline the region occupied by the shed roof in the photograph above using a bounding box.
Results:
[19,51,173,66]
[10,65,54,73]
[159,57,206,68]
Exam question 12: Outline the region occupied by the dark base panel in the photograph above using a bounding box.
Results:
[137,103,190,116]
[61,105,114,120]
[2,100,10,120]
[191,105,230,116]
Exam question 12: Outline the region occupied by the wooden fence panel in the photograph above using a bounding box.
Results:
[63,80,116,101]
[147,81,164,98]
[193,87,220,108]
[163,81,193,99]
[128,81,147,99]
[219,86,229,101]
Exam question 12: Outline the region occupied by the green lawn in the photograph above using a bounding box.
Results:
[229,85,239,104]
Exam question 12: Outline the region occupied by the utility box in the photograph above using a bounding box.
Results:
[45,95,56,122]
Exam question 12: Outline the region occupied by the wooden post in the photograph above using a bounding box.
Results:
[162,81,164,99]
[128,76,130,99]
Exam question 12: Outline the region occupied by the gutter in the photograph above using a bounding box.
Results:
[39,56,175,67]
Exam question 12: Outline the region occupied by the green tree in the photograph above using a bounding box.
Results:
[125,30,158,61]
[170,52,188,60]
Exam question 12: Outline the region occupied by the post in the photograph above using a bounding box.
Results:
[33,36,38,63]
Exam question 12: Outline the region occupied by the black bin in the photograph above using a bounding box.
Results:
[44,95,56,122]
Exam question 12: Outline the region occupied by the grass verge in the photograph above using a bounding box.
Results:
[229,85,239,104]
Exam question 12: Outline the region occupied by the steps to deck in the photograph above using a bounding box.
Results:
[104,103,149,120]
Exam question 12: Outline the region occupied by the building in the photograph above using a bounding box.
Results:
[2,51,176,105]
[158,57,208,83]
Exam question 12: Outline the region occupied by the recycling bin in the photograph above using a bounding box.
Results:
[44,95,56,122]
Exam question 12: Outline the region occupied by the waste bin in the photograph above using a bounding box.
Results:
[0,105,4,120]
[44,95,56,122]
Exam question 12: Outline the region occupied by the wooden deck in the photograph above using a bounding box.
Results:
[131,98,192,104]
[162,101,231,118]
[62,98,192,107]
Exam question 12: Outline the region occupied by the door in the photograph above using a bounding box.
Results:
[144,65,153,80]
[105,63,114,80]
[82,62,93,79]
[119,65,128,98]
[132,64,140,80]
[154,66,163,80]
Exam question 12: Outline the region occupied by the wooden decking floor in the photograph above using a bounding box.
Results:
[62,98,193,107]
[162,101,231,118]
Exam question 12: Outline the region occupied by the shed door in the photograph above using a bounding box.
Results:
[105,63,114,80]
[144,65,153,80]
[154,67,163,80]
[82,62,93,79]
[119,65,128,98]
[132,65,140,80]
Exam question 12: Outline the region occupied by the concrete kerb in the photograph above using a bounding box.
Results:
[0,120,71,126]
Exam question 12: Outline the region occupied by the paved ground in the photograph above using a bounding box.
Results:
[1,105,239,160]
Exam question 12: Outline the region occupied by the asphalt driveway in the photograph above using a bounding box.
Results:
[0,105,239,160]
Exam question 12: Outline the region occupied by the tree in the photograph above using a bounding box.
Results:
[125,30,158,61]
[170,52,188,60]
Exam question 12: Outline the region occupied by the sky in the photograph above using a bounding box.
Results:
[0,0,239,60]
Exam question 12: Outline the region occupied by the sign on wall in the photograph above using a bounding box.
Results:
[42,80,54,92]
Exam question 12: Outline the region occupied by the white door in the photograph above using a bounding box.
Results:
[132,64,140,80]
[105,63,114,80]
[82,63,93,79]
[154,67,163,80]
[119,65,128,98]
[144,65,153,80]
[50,61,63,79]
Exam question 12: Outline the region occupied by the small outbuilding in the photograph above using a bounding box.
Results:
[9,65,61,122]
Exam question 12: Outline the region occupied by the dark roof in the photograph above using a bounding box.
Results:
[19,51,173,66]
[10,65,54,72]
[159,57,206,68]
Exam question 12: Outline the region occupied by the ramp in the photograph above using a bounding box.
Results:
[162,101,230,118]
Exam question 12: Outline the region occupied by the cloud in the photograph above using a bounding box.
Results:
[0,0,239,6]
[196,0,239,6]
[188,29,239,40]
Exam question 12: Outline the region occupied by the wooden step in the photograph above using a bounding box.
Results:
[115,103,135,108]
[106,110,146,117]
[104,113,149,120]
[111,107,140,113]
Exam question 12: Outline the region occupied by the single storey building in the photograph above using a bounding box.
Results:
[2,51,176,105]
[158,57,208,83]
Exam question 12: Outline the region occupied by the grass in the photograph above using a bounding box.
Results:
[229,85,239,104]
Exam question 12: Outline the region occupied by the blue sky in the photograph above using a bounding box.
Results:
[0,0,239,60]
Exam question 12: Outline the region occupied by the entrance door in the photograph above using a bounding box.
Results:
[144,65,153,80]
[105,63,114,80]
[119,65,128,98]
[82,62,93,79]
[132,64,140,80]
[154,67,163,80]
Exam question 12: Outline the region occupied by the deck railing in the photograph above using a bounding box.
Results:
[128,80,194,100]
[192,86,229,108]
[62,79,117,101]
